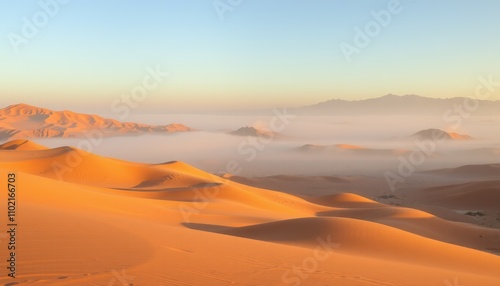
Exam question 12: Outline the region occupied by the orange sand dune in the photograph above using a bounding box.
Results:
[1,140,500,285]
[217,216,500,271]
[309,193,379,208]
[448,131,474,140]
[229,126,277,138]
[295,144,411,156]
[335,144,365,149]
[410,128,473,141]
[230,174,385,197]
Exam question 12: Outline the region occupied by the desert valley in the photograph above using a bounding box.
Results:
[2,1,500,285]
[1,97,500,285]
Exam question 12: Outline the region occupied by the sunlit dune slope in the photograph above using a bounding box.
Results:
[1,140,500,285]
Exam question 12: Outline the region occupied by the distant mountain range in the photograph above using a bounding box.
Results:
[0,104,192,141]
[298,94,500,115]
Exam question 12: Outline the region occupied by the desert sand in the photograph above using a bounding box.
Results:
[1,140,500,285]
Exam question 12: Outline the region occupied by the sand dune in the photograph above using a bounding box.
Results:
[229,174,408,200]
[0,103,192,140]
[229,126,277,138]
[425,163,500,178]
[1,140,500,285]
[405,165,500,231]
[294,143,410,156]
[216,216,500,271]
[409,180,500,209]
[231,175,353,196]
[335,144,364,149]
[410,128,473,141]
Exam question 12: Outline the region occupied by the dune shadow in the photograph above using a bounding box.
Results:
[182,222,232,233]
[182,217,342,247]
[129,182,223,190]
[154,160,179,165]
[31,113,50,121]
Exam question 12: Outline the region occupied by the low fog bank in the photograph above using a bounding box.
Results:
[32,113,500,177]
[122,114,500,142]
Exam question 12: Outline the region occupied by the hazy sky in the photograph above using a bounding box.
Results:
[1,0,499,113]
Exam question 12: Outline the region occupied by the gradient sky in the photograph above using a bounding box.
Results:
[1,0,499,113]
